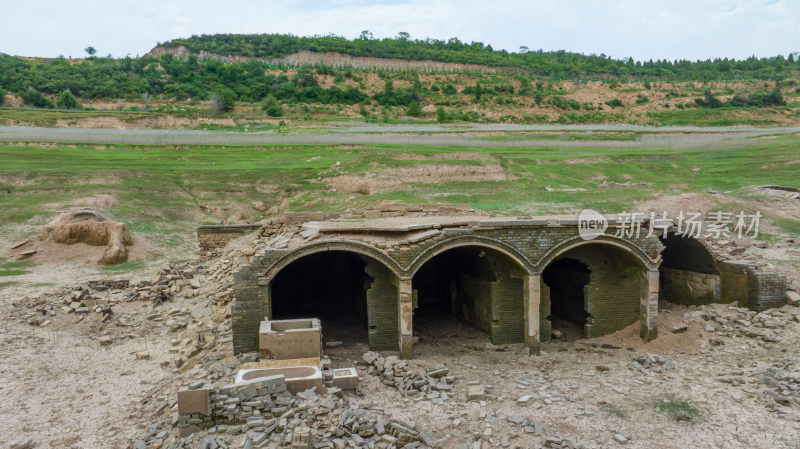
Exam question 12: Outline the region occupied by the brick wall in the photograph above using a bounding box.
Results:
[197,225,261,250]
[719,260,787,311]
[489,270,525,344]
[365,259,399,351]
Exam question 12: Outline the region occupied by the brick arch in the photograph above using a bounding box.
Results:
[406,235,534,277]
[534,234,659,273]
[262,240,403,280]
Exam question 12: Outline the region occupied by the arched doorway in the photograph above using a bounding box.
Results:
[542,258,590,340]
[539,243,649,341]
[270,251,398,350]
[659,233,720,305]
[411,245,527,348]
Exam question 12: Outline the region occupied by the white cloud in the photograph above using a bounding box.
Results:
[0,0,797,60]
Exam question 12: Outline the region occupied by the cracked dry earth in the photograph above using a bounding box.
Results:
[1,278,799,449]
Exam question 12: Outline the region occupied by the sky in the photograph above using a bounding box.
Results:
[1,0,798,61]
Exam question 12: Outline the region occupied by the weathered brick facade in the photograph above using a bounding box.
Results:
[232,218,786,358]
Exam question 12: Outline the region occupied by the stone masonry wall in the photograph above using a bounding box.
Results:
[660,267,721,305]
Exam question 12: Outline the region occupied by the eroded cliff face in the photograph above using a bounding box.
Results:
[147,45,499,73]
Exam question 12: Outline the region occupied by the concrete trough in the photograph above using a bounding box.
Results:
[236,362,323,394]
[259,318,322,360]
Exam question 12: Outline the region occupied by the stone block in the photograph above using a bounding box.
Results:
[291,426,312,449]
[178,388,211,415]
[467,384,485,401]
[331,367,359,391]
[259,318,322,360]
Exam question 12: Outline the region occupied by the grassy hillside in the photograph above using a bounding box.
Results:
[162,33,800,80]
[1,32,799,127]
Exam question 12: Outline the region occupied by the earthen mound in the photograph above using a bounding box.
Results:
[38,209,134,265]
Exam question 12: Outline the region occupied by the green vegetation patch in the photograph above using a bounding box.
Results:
[649,394,701,423]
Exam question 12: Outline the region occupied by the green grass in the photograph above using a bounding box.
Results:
[598,402,628,419]
[649,394,701,423]
[99,261,146,272]
[0,131,799,250]
[647,107,782,126]
[483,132,639,142]
[0,107,159,127]
[772,216,800,236]
[0,258,33,277]
[0,281,19,289]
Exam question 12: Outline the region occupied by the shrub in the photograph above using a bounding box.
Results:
[57,90,80,109]
[441,83,457,95]
[694,90,723,108]
[635,93,649,105]
[605,98,624,108]
[436,106,447,123]
[261,95,283,117]
[359,104,369,117]
[406,100,422,117]
[22,87,54,108]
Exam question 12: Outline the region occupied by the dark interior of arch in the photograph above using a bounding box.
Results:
[271,251,371,342]
[660,233,718,274]
[542,258,590,338]
[412,246,524,344]
[659,232,721,305]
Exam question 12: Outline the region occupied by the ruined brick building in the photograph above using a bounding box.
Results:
[228,214,786,358]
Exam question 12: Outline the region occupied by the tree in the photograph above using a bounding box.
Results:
[85,46,97,57]
[57,89,80,109]
[209,88,235,114]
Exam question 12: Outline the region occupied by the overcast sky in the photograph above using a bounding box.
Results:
[2,0,797,61]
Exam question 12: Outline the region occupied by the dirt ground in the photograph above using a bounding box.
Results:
[0,254,798,449]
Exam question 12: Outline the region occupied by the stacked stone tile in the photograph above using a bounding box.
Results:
[362,352,456,402]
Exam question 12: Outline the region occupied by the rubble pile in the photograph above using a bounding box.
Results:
[361,352,457,402]
[690,304,795,347]
[756,359,800,412]
[630,354,675,374]
[162,375,438,449]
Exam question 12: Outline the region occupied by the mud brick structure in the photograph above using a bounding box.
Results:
[232,215,786,358]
